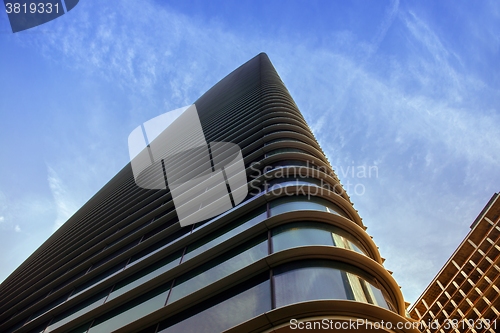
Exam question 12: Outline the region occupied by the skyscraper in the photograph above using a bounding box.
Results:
[410,193,500,333]
[0,53,418,333]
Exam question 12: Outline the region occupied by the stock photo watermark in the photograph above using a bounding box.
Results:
[289,318,497,331]
[249,160,379,197]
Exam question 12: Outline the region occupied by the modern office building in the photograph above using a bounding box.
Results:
[410,193,500,333]
[0,53,418,333]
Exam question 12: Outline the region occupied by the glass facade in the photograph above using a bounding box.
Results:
[272,221,366,255]
[273,260,394,310]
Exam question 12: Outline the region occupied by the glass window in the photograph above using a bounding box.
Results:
[26,292,71,324]
[107,251,182,302]
[331,233,364,254]
[273,261,349,308]
[270,196,325,215]
[272,222,367,255]
[168,235,268,304]
[273,260,394,311]
[270,159,309,169]
[270,196,347,218]
[88,284,171,333]
[268,177,322,190]
[45,288,110,332]
[182,207,267,262]
[272,222,334,251]
[158,275,271,333]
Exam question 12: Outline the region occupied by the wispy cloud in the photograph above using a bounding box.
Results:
[47,166,79,231]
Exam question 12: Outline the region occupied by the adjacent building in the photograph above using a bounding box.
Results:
[410,193,500,333]
[0,53,418,333]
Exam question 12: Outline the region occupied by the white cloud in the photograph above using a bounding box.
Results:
[14,225,21,232]
[47,166,79,231]
[0,216,4,223]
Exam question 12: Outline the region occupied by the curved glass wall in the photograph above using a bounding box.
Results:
[267,177,336,194]
[270,195,349,219]
[272,222,366,255]
[38,245,393,332]
[273,260,394,311]
[140,260,395,333]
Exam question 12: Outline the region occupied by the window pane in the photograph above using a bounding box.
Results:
[272,222,367,256]
[270,196,347,218]
[274,261,348,308]
[107,251,182,302]
[158,277,271,333]
[26,292,71,323]
[168,236,267,304]
[273,260,394,311]
[270,196,326,216]
[183,208,267,262]
[272,222,334,252]
[367,282,391,310]
[331,233,365,255]
[45,289,110,332]
[88,284,171,333]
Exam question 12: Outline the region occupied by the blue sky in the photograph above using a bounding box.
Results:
[0,0,499,304]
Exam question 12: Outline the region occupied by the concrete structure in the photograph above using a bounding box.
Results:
[0,53,418,333]
[410,193,500,333]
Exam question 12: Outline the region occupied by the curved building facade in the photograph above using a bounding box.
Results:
[0,54,419,333]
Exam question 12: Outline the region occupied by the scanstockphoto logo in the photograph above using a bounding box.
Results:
[3,0,79,33]
[128,105,248,228]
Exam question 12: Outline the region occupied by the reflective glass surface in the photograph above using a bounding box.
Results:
[268,177,323,190]
[273,260,393,310]
[168,235,267,304]
[272,222,367,255]
[270,196,347,218]
[45,289,110,332]
[158,277,271,333]
[88,284,171,333]
[107,251,182,302]
[182,208,267,262]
